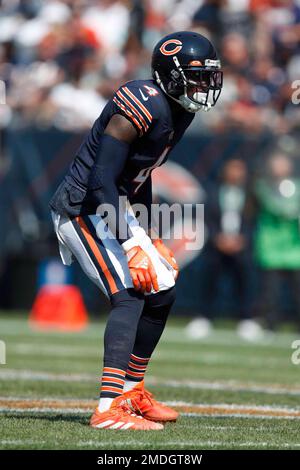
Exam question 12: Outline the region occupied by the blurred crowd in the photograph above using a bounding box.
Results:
[0,0,299,133]
[186,151,300,340]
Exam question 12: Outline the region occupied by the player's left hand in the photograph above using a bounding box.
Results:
[153,238,179,280]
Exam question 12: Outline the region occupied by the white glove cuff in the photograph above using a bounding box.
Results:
[121,226,152,252]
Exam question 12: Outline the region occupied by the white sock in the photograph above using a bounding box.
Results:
[123,379,139,392]
[97,397,114,413]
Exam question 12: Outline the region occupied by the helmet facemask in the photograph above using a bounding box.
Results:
[155,56,223,113]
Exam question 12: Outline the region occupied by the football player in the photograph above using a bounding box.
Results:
[50,31,223,430]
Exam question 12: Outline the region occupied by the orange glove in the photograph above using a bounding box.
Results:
[153,238,179,280]
[126,246,159,293]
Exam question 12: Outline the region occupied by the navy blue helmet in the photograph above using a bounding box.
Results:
[152,31,223,113]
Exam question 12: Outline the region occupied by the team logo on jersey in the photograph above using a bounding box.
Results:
[143,85,159,96]
[159,39,183,56]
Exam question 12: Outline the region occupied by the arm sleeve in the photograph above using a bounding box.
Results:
[87,134,137,244]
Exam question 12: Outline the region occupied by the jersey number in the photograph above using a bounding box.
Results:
[133,146,171,194]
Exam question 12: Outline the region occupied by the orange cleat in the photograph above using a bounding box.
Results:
[90,395,164,430]
[121,381,179,422]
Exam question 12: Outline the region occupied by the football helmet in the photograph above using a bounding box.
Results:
[152,31,223,113]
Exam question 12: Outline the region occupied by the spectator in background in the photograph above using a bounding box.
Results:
[0,0,299,133]
[192,0,223,38]
[254,152,300,331]
[186,159,263,341]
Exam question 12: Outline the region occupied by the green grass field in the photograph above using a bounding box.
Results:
[1,313,300,450]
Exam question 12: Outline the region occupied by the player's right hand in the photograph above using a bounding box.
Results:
[126,246,159,293]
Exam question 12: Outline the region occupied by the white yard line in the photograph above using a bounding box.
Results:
[1,408,299,420]
[0,407,89,413]
[2,320,298,349]
[183,412,300,420]
[1,369,300,396]
[165,401,300,414]
[8,343,292,367]
[0,369,95,382]
[1,399,300,419]
[0,439,46,446]
[1,438,300,449]
[13,344,99,357]
[77,440,300,449]
[149,377,300,396]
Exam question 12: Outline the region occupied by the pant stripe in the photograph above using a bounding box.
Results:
[71,216,119,296]
[83,215,124,292]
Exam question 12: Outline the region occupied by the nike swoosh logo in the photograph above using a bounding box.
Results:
[139,88,149,101]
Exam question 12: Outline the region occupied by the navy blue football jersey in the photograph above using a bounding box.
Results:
[50,79,194,217]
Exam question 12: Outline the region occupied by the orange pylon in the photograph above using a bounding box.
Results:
[29,285,88,331]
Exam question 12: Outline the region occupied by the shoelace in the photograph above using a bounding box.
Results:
[126,390,154,415]
[143,389,154,405]
[119,399,143,419]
